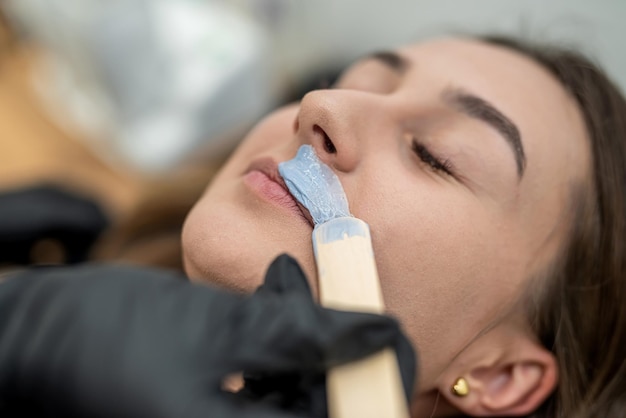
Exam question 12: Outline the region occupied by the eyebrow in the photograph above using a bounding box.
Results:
[367,51,410,73]
[366,50,526,178]
[443,88,526,178]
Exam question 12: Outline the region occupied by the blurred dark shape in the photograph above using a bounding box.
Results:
[290,67,344,101]
[0,185,109,266]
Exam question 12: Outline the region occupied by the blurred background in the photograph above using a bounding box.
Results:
[0,0,624,269]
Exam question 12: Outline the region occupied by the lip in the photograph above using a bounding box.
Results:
[244,157,315,227]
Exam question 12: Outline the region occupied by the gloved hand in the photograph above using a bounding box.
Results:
[0,185,109,265]
[240,256,417,417]
[0,255,416,418]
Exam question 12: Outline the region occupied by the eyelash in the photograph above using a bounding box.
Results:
[411,139,454,176]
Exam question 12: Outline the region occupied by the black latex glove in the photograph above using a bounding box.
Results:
[0,185,109,265]
[240,257,417,417]
[0,255,415,417]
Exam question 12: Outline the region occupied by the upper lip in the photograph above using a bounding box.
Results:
[246,157,315,227]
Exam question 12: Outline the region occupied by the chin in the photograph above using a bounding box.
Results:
[182,247,267,294]
[182,238,318,296]
[181,211,268,293]
[181,204,319,296]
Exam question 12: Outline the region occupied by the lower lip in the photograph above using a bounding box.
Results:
[243,170,310,223]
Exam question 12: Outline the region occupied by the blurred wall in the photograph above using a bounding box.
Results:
[237,0,626,92]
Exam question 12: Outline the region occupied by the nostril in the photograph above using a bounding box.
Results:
[324,136,337,154]
[314,124,337,154]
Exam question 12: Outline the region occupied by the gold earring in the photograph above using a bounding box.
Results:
[451,377,470,397]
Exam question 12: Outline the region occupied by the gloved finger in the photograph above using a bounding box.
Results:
[393,331,418,403]
[240,330,418,413]
[256,254,311,296]
[240,371,327,418]
[219,293,403,376]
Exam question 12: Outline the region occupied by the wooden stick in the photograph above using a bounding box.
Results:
[313,218,410,418]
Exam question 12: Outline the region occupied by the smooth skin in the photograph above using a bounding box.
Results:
[182,38,591,417]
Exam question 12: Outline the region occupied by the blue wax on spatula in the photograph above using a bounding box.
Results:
[278,145,373,258]
[278,145,410,418]
[278,144,350,224]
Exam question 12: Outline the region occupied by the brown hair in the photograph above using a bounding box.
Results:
[482,36,626,417]
[93,164,221,272]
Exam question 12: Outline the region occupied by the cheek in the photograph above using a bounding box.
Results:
[355,178,524,384]
[370,189,491,312]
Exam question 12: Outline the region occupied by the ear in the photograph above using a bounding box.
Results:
[438,322,558,416]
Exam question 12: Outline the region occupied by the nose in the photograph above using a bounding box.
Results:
[293,89,389,173]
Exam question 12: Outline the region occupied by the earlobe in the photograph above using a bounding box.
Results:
[439,326,558,416]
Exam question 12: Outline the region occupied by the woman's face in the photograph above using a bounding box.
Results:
[182,38,589,388]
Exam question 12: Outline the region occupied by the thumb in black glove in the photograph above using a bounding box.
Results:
[0,255,415,418]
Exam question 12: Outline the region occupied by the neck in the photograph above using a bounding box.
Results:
[410,389,460,417]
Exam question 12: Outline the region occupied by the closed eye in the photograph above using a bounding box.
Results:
[411,139,454,176]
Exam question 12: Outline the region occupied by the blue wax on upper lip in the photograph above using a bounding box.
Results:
[278,145,351,225]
